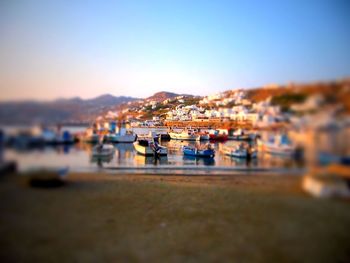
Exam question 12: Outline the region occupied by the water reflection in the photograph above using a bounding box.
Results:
[134,155,168,166]
[183,155,216,166]
[5,136,304,171]
[91,155,114,167]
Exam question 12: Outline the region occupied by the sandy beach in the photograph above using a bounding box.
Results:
[0,172,350,262]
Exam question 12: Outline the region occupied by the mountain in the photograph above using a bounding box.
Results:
[146,91,192,102]
[0,94,138,125]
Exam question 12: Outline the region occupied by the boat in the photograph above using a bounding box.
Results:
[208,129,228,141]
[228,129,251,141]
[168,129,200,141]
[221,143,257,158]
[257,134,296,156]
[192,128,210,140]
[105,127,137,143]
[83,128,99,143]
[182,144,215,158]
[133,139,168,156]
[92,144,115,158]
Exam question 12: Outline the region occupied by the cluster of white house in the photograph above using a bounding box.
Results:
[199,90,251,107]
[100,89,327,128]
[164,101,284,127]
[164,90,287,127]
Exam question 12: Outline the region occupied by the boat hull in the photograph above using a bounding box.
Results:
[106,134,137,143]
[182,146,215,158]
[169,132,200,141]
[228,135,251,141]
[209,134,228,141]
[133,142,168,156]
[223,149,257,158]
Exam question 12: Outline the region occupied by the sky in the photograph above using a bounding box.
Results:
[0,0,350,101]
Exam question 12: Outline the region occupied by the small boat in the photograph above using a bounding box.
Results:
[228,129,251,141]
[221,143,257,158]
[168,129,200,141]
[83,128,99,143]
[209,129,228,141]
[92,144,115,157]
[182,145,215,158]
[258,134,296,156]
[105,128,137,143]
[133,139,168,156]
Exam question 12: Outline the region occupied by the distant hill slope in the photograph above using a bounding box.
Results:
[0,94,138,125]
[246,78,350,112]
[146,91,192,102]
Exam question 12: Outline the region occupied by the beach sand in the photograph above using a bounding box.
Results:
[0,172,349,262]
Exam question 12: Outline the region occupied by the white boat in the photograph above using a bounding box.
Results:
[92,144,115,157]
[105,127,137,143]
[133,139,168,156]
[221,143,257,158]
[258,134,296,156]
[168,129,200,141]
[228,129,251,140]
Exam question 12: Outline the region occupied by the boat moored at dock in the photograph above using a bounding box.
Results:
[133,139,168,156]
[221,143,257,159]
[228,129,251,141]
[91,144,115,158]
[168,129,200,141]
[105,127,137,143]
[209,129,228,141]
[182,144,215,158]
[257,134,296,156]
[83,128,100,143]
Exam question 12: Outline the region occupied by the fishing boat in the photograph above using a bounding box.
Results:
[209,129,228,141]
[92,144,115,158]
[182,145,215,158]
[257,134,296,156]
[133,139,168,156]
[221,143,257,158]
[105,127,137,143]
[168,129,200,141]
[228,129,251,141]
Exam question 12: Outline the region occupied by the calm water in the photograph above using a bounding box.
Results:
[3,126,303,172]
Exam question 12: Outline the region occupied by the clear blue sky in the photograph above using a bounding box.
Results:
[1,0,349,100]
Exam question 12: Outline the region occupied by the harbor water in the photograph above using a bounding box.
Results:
[2,126,304,172]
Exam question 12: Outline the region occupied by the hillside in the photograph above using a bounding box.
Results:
[146,91,180,102]
[246,79,350,112]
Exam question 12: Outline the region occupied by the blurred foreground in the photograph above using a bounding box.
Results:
[0,172,350,262]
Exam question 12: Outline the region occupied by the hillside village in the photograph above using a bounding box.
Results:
[99,78,350,129]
